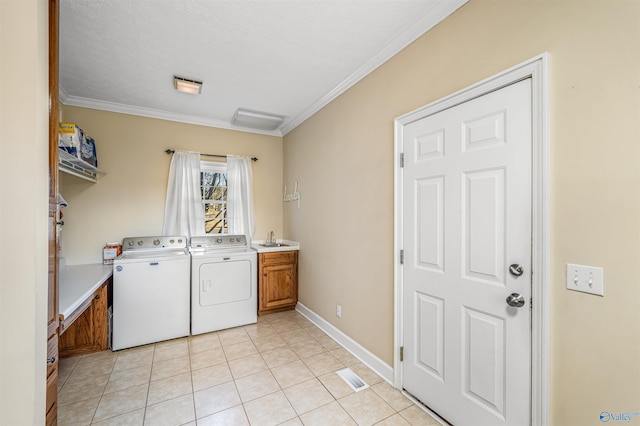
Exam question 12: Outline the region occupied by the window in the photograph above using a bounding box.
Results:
[200,161,228,234]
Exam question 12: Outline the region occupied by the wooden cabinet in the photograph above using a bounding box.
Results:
[47,0,60,423]
[59,278,110,357]
[258,251,298,315]
[45,334,58,426]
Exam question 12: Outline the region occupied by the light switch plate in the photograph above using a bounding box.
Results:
[566,263,604,296]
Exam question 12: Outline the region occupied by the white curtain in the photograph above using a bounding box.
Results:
[162,150,205,238]
[227,155,256,240]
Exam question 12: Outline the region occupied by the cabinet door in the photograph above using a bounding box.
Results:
[45,334,58,426]
[92,282,109,350]
[261,262,297,310]
[47,0,60,423]
[59,281,109,357]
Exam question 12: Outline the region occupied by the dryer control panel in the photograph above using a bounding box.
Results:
[190,235,247,250]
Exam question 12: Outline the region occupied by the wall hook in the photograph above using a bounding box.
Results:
[284,181,301,208]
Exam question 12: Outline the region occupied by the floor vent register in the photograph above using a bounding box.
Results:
[337,368,369,392]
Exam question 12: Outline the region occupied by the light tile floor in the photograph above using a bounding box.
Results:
[58,310,442,426]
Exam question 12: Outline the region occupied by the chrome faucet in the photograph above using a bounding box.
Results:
[268,231,275,244]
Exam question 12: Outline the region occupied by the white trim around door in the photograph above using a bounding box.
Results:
[393,54,550,425]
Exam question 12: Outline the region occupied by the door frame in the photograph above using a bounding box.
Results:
[393,54,550,425]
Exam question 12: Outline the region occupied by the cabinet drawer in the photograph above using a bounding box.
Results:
[45,333,58,418]
[46,334,58,379]
[260,250,297,266]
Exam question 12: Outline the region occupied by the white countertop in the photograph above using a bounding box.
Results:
[251,239,300,253]
[59,263,113,320]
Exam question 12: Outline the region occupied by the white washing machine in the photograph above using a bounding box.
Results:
[190,235,257,335]
[112,236,190,350]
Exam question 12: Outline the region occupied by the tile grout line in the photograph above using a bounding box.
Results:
[59,311,427,426]
[252,320,334,425]
[89,350,117,425]
[142,343,157,424]
[229,334,251,423]
[187,342,196,426]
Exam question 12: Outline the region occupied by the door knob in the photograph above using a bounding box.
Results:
[506,293,526,307]
[509,264,524,277]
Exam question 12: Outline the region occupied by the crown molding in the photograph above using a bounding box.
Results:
[58,0,467,138]
[59,85,70,104]
[279,0,468,135]
[58,91,284,137]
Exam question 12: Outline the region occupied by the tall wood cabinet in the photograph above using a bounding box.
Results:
[47,0,60,424]
[258,251,298,315]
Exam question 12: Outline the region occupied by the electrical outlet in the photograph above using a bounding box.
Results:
[566,263,604,296]
[336,305,342,318]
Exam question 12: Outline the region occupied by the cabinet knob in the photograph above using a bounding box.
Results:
[46,356,56,364]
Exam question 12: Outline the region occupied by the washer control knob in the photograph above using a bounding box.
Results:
[178,239,183,243]
[128,240,134,247]
[137,240,143,246]
[216,238,223,243]
[170,239,175,243]
[153,239,160,245]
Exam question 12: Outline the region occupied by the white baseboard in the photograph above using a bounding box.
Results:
[295,302,394,384]
[296,302,449,425]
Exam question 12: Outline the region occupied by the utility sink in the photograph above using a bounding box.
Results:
[252,239,299,253]
[260,242,289,247]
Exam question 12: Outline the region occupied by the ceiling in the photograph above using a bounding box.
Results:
[59,0,467,136]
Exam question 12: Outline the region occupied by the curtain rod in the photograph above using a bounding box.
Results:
[164,149,258,162]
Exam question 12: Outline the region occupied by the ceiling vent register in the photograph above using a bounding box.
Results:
[232,108,285,131]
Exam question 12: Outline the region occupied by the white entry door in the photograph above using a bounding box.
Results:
[401,79,532,426]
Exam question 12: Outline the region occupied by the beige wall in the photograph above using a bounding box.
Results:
[284,1,640,425]
[60,107,284,265]
[3,0,637,423]
[0,0,49,423]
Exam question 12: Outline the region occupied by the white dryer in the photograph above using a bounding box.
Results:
[189,235,257,335]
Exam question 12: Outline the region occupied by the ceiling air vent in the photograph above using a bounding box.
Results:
[232,108,284,131]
